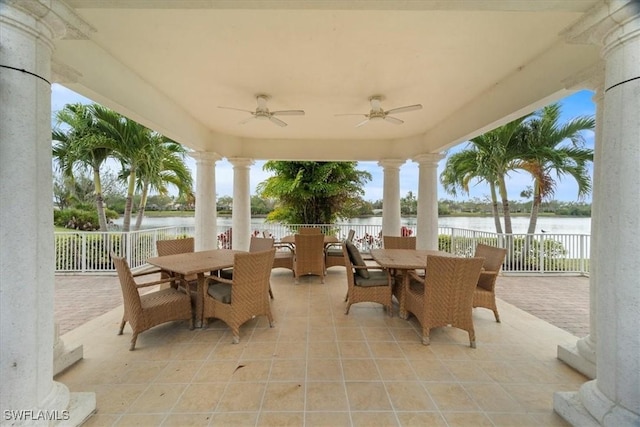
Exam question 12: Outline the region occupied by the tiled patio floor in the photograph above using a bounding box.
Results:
[55,269,588,426]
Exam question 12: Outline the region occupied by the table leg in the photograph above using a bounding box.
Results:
[195,272,204,328]
[398,270,409,320]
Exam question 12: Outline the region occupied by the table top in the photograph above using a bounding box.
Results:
[147,249,243,275]
[280,235,340,245]
[370,249,454,270]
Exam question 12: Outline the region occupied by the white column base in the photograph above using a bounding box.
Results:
[57,392,96,427]
[557,342,596,379]
[53,324,83,376]
[555,381,640,427]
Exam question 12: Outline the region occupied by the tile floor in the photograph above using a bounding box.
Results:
[56,268,586,426]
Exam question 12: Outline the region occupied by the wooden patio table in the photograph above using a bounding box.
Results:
[147,249,243,327]
[370,249,455,318]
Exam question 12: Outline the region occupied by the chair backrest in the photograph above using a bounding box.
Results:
[294,233,325,272]
[383,235,417,249]
[111,254,143,318]
[346,229,355,242]
[156,237,194,256]
[473,244,507,272]
[231,249,276,306]
[423,255,484,322]
[299,227,322,234]
[249,236,275,252]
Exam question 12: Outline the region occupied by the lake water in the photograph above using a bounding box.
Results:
[118,215,591,235]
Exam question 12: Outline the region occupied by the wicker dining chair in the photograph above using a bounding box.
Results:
[472,243,508,322]
[202,249,276,344]
[298,226,322,234]
[403,255,484,347]
[343,241,393,315]
[383,235,417,249]
[156,237,198,298]
[294,233,326,283]
[219,236,276,299]
[383,235,418,280]
[325,229,355,269]
[112,254,193,350]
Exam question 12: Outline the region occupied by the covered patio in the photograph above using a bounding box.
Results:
[1,1,639,426]
[56,270,586,426]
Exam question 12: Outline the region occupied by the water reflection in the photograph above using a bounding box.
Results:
[115,215,591,235]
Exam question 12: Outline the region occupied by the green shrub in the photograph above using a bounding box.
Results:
[54,208,118,230]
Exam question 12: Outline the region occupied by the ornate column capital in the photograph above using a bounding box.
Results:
[228,157,254,169]
[377,159,405,170]
[189,151,222,165]
[412,153,445,168]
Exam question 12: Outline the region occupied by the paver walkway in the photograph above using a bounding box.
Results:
[55,273,590,337]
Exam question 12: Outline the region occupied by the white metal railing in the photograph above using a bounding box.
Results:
[54,224,590,275]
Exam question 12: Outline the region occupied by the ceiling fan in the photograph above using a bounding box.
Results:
[336,95,422,127]
[218,95,305,127]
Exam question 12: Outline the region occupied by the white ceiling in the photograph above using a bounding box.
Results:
[53,0,601,161]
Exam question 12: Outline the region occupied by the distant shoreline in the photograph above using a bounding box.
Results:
[141,210,590,219]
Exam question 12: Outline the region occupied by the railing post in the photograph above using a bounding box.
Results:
[81,233,87,273]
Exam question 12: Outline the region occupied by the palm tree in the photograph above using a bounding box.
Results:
[52,103,113,231]
[440,116,531,234]
[516,103,594,234]
[132,136,193,230]
[90,105,155,232]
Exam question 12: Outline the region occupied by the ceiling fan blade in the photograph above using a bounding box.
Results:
[238,115,256,125]
[355,118,370,128]
[271,110,305,116]
[269,116,288,127]
[385,104,423,115]
[218,106,254,114]
[384,116,404,125]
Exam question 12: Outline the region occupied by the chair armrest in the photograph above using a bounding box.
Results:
[205,276,233,286]
[274,242,294,252]
[134,276,180,289]
[407,270,425,284]
[133,267,163,278]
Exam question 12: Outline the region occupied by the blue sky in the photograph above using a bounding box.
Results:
[51,85,595,203]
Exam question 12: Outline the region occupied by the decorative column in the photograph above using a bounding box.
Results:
[557,81,604,380]
[0,2,95,425]
[229,158,254,251]
[378,159,404,238]
[554,2,640,426]
[190,152,221,251]
[414,153,444,250]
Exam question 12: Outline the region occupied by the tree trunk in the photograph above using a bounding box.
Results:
[134,182,149,231]
[122,169,136,232]
[93,169,108,231]
[527,182,542,234]
[489,183,503,234]
[497,177,513,234]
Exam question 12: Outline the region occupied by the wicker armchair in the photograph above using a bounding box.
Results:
[156,237,197,288]
[112,254,193,350]
[298,226,322,234]
[294,233,326,283]
[343,241,393,315]
[325,229,355,269]
[220,236,276,299]
[472,243,508,322]
[383,235,417,249]
[202,249,276,343]
[272,242,295,275]
[404,255,484,347]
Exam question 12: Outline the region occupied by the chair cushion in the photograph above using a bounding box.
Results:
[326,248,343,257]
[207,282,232,304]
[345,241,369,279]
[354,270,389,287]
